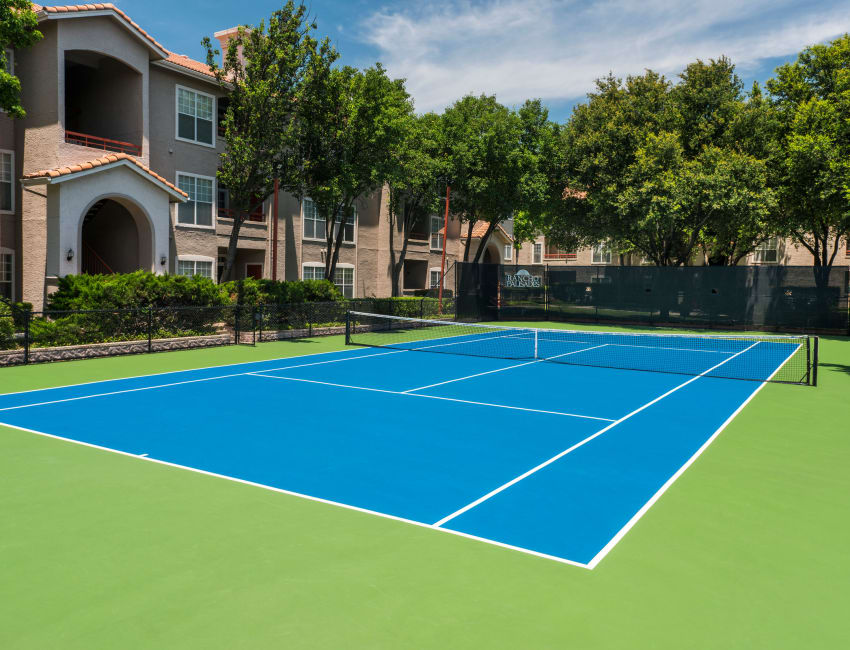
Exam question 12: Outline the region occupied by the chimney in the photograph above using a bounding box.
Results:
[213,27,245,67]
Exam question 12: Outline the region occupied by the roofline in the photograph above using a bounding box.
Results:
[21,159,187,202]
[37,8,169,59]
[152,60,223,87]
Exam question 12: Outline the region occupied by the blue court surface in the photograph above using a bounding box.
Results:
[0,330,802,568]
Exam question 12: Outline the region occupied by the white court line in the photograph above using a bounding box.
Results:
[584,341,802,569]
[431,341,761,528]
[0,344,371,398]
[0,349,407,413]
[401,344,608,394]
[248,373,615,422]
[0,420,589,570]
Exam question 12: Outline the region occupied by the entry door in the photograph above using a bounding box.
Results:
[245,263,263,280]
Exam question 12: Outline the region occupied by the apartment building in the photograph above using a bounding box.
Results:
[513,234,850,268]
[0,4,461,309]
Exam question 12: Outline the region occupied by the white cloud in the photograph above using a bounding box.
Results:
[359,0,850,114]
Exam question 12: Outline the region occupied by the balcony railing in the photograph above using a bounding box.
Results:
[544,252,577,260]
[65,130,142,157]
[218,207,266,223]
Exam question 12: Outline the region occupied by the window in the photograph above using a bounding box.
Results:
[334,265,354,298]
[430,215,444,250]
[429,268,442,289]
[302,198,355,243]
[592,243,612,265]
[533,243,542,264]
[0,151,12,212]
[176,86,214,146]
[503,244,512,261]
[302,263,354,297]
[302,263,324,281]
[754,237,779,264]
[0,249,13,300]
[176,256,213,279]
[176,173,214,226]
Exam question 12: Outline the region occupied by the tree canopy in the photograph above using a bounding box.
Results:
[0,0,42,118]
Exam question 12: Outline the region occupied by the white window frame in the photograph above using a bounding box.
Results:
[503,244,512,261]
[0,150,14,214]
[430,215,444,251]
[302,198,356,244]
[301,262,325,281]
[0,247,14,301]
[332,263,355,298]
[753,237,780,264]
[532,242,542,264]
[175,84,216,148]
[175,255,215,279]
[429,267,443,289]
[591,243,613,265]
[175,171,216,229]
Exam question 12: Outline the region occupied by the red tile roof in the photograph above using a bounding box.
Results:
[462,221,513,241]
[34,4,217,78]
[164,52,216,78]
[22,153,188,198]
[33,4,168,54]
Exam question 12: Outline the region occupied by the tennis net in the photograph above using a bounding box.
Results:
[346,311,817,385]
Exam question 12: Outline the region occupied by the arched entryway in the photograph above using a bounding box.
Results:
[80,198,153,274]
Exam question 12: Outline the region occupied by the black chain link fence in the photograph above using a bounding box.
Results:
[0,297,456,367]
[456,263,850,334]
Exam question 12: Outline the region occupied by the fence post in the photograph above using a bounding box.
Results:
[258,305,264,343]
[234,304,241,344]
[147,307,153,353]
[23,309,30,365]
[812,336,819,387]
[308,302,313,337]
[345,310,351,344]
[420,298,425,319]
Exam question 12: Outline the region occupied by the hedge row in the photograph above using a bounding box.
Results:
[45,272,343,311]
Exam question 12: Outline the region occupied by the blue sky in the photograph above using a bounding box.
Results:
[117,0,849,122]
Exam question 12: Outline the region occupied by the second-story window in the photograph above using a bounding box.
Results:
[430,215,444,250]
[303,198,355,243]
[533,243,542,264]
[592,243,613,265]
[177,86,214,146]
[0,152,12,212]
[503,244,512,261]
[177,173,214,227]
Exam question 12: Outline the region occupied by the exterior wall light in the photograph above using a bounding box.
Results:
[66,249,74,261]
[160,255,167,266]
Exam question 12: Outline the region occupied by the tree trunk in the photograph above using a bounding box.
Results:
[471,220,499,264]
[220,216,244,282]
[462,219,476,262]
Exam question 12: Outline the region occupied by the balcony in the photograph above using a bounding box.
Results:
[218,207,265,223]
[65,130,142,157]
[544,252,577,261]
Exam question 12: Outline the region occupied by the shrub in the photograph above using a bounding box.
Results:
[47,272,229,311]
[220,278,343,305]
[0,301,15,349]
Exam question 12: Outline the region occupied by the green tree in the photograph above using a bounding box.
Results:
[202,1,334,282]
[0,0,42,118]
[556,61,775,266]
[443,95,547,263]
[386,112,445,296]
[766,34,850,288]
[298,63,413,281]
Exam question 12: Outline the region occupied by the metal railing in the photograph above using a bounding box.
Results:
[65,130,142,156]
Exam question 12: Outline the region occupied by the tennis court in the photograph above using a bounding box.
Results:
[0,313,816,568]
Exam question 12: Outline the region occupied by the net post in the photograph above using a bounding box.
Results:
[345,310,351,345]
[812,336,819,387]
